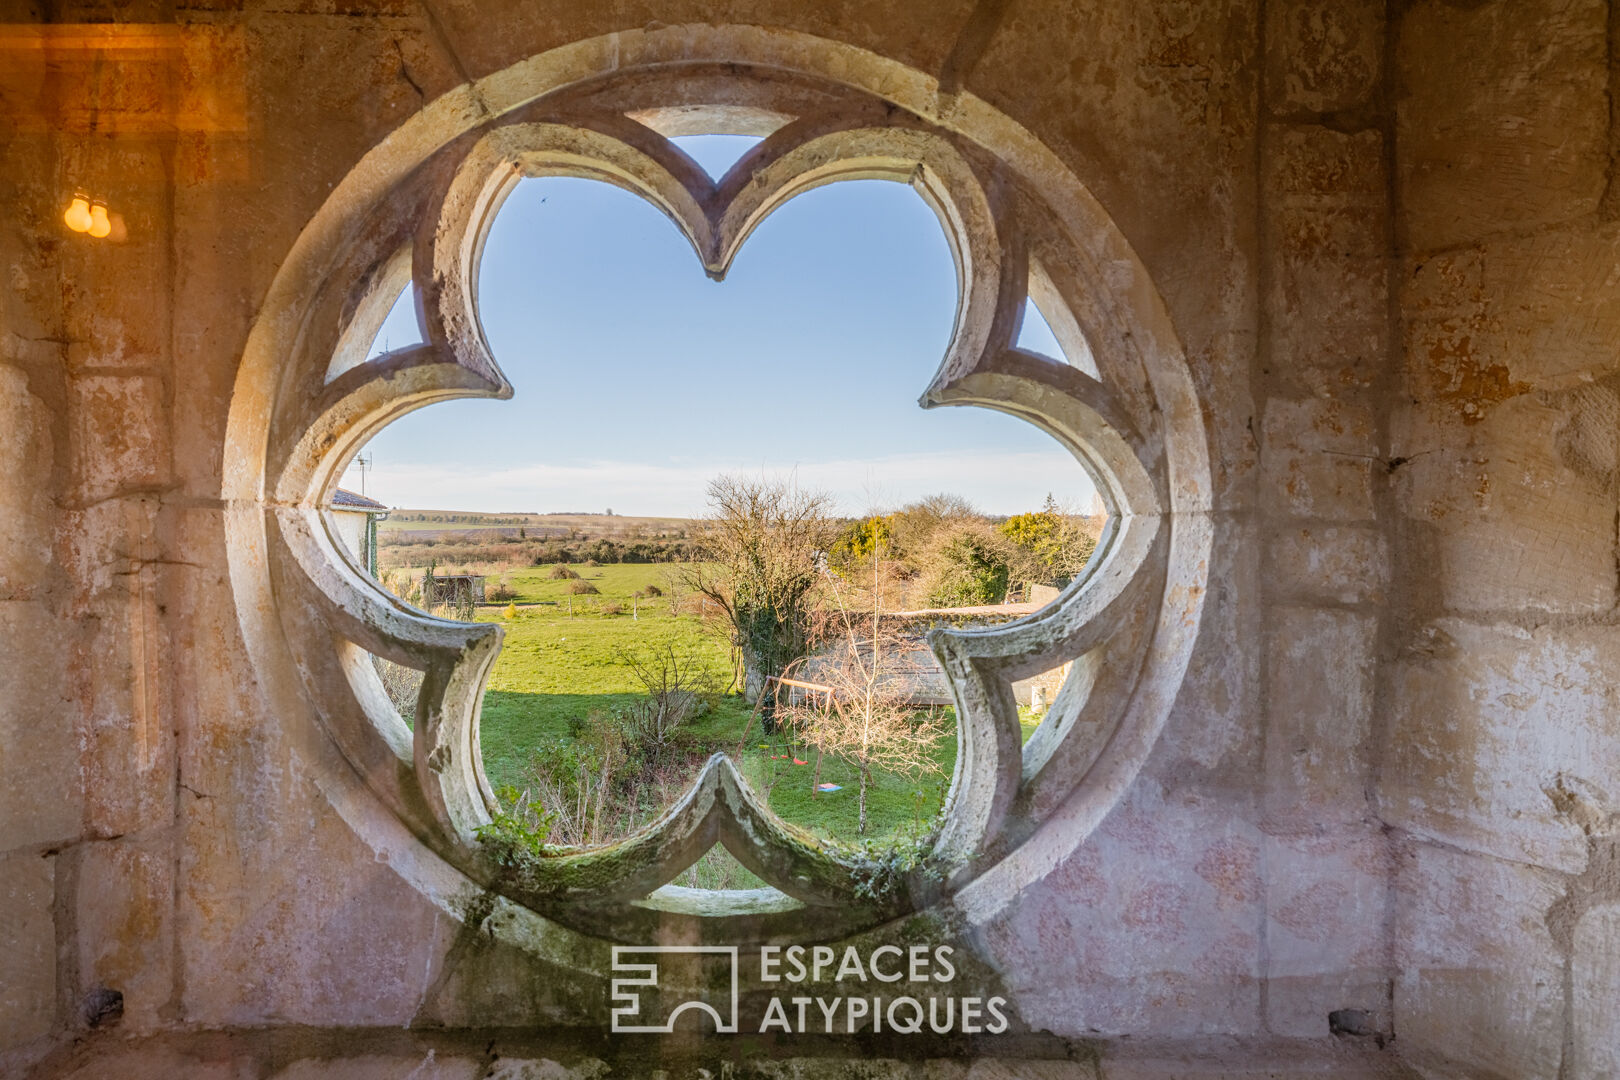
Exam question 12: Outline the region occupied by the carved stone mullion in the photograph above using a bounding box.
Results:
[265,510,466,848]
[413,630,504,848]
[1020,203,1162,444]
[413,131,516,394]
[272,344,507,506]
[269,504,507,849]
[557,62,864,139]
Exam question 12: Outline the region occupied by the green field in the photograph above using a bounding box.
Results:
[471,562,1038,887]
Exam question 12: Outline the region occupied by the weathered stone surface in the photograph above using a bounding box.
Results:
[429,0,980,101]
[1263,830,1389,1038]
[55,1047,238,1080]
[1401,224,1620,421]
[268,1055,483,1080]
[1264,607,1376,827]
[1263,125,1387,401]
[970,1,1258,514]
[30,1039,1401,1080]
[1571,902,1620,1080]
[0,600,79,850]
[68,374,168,505]
[1393,397,1617,616]
[179,786,449,1027]
[1,2,1618,1076]
[982,783,1263,1037]
[1157,514,1260,780]
[0,365,55,598]
[1394,842,1565,1080]
[1265,524,1387,606]
[1260,398,1376,521]
[76,837,174,1034]
[1265,0,1382,115]
[1397,0,1608,252]
[1384,618,1620,874]
[0,852,57,1048]
[61,508,177,839]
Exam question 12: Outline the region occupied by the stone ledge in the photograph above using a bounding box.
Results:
[13,1026,1421,1080]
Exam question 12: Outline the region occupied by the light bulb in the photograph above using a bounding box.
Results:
[64,196,92,233]
[88,203,111,239]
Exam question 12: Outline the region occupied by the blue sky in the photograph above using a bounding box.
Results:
[345,135,1095,518]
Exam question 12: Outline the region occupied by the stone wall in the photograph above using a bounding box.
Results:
[1385,2,1620,1077]
[0,1,1614,1077]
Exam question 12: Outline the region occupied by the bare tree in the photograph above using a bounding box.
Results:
[682,475,839,722]
[779,552,949,835]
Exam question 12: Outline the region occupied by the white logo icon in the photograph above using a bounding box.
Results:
[610,946,740,1033]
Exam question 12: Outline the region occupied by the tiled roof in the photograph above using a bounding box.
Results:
[331,487,388,511]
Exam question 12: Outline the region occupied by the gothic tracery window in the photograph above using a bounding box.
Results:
[226,50,1209,945]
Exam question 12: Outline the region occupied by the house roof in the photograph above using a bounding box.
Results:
[330,487,388,512]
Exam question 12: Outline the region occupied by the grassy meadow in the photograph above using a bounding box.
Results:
[378,510,1060,888]
[471,562,1010,846]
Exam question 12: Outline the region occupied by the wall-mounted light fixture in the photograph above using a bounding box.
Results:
[63,193,93,232]
[63,194,122,240]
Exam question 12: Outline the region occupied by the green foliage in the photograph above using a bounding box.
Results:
[924,527,1011,607]
[476,784,554,864]
[998,509,1064,552]
[849,835,938,903]
[998,495,1098,588]
[471,561,1049,852]
[830,515,892,568]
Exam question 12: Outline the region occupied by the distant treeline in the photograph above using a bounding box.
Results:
[388,512,535,524]
[527,537,698,564]
[379,535,699,571]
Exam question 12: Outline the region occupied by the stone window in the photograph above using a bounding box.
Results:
[224,30,1211,946]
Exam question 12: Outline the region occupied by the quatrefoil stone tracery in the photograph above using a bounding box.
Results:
[237,55,1208,945]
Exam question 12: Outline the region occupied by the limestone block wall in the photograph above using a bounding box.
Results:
[1385,2,1620,1077]
[0,1,1612,1077]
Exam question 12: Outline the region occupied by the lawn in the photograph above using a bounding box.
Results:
[474,561,1041,886]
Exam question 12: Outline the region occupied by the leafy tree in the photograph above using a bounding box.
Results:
[921,523,1014,607]
[998,493,1099,589]
[829,515,892,569]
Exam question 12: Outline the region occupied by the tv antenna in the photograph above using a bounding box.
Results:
[356,452,373,496]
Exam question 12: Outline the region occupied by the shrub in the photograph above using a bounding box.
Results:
[600,602,624,616]
[615,643,721,754]
[921,524,1014,608]
[642,584,663,597]
[549,565,579,580]
[502,602,518,619]
[487,581,517,602]
[569,580,599,595]
[513,716,626,847]
[583,558,601,568]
